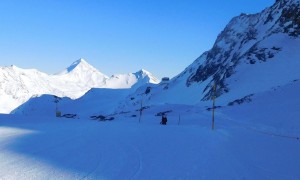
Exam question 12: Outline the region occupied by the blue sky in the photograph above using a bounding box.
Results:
[0,0,274,79]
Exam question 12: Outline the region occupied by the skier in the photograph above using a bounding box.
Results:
[160,114,167,125]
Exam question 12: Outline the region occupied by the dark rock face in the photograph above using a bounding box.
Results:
[280,3,300,37]
[228,94,254,106]
[244,45,281,64]
[186,0,299,101]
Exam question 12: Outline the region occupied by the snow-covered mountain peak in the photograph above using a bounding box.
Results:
[134,69,151,78]
[137,68,149,74]
[102,69,160,90]
[0,59,160,113]
[10,65,25,71]
[6,65,44,76]
[141,0,300,107]
[134,69,160,84]
[67,58,87,72]
[56,58,106,77]
[7,65,20,72]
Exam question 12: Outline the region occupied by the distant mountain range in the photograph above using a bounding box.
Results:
[4,0,300,117]
[0,58,159,113]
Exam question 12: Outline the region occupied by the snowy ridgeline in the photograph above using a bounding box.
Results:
[0,81,300,179]
[0,59,159,114]
[1,0,300,116]
[1,0,300,178]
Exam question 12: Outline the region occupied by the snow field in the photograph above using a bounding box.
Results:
[1,109,299,180]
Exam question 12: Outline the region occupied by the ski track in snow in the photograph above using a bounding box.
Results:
[0,114,300,180]
[79,141,103,180]
[0,123,91,179]
[0,119,146,179]
[129,145,143,180]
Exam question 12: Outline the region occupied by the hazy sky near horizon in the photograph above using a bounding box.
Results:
[1,0,274,79]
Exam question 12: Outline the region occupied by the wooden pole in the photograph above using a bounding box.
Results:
[212,82,216,130]
[139,99,143,123]
[55,96,58,117]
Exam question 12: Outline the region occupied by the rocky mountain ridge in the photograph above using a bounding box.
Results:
[143,0,300,107]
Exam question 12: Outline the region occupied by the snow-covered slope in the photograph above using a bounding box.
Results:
[54,59,108,87]
[0,65,65,114]
[220,79,300,136]
[1,78,300,179]
[144,0,300,106]
[0,59,106,114]
[13,88,131,118]
[0,59,159,114]
[104,69,159,91]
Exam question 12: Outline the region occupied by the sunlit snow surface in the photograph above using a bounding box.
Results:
[1,87,300,180]
[2,1,300,178]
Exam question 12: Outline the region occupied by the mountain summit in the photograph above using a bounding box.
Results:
[103,69,160,90]
[55,59,108,88]
[56,58,107,77]
[134,69,160,84]
[141,0,300,106]
[65,58,89,73]
[0,59,159,113]
[184,0,300,103]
